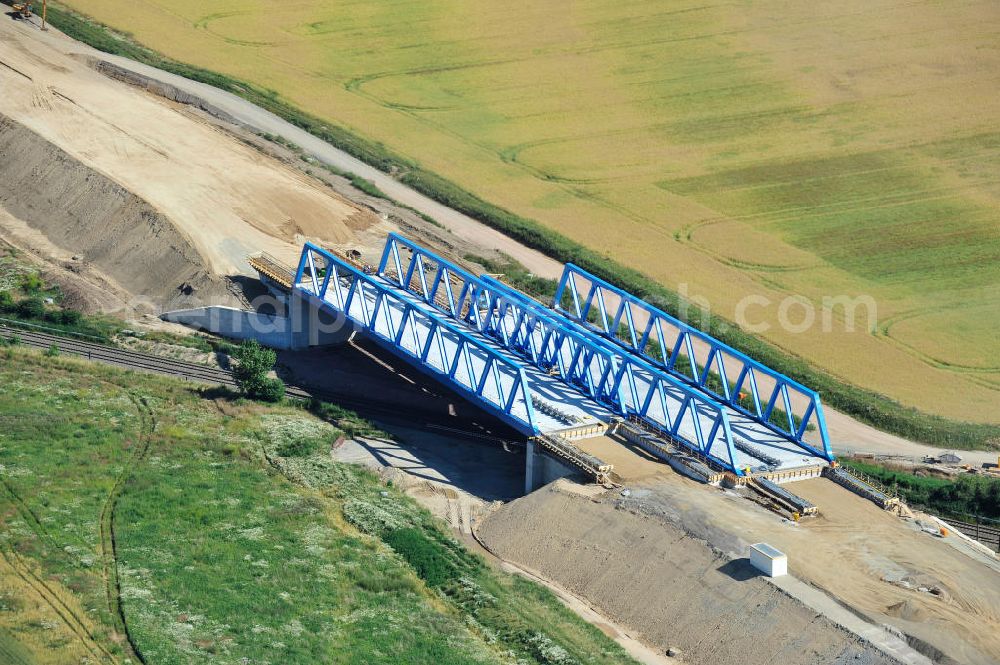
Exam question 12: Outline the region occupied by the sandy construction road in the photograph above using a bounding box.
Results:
[0,17,365,285]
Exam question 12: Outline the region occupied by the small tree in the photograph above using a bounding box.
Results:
[45,343,60,357]
[17,298,45,320]
[232,339,284,402]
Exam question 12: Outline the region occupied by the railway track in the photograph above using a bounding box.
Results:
[0,323,518,443]
[0,325,237,383]
[941,517,1000,552]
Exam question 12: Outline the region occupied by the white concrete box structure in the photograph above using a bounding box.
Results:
[749,543,788,577]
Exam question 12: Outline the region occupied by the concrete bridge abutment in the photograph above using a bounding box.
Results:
[524,440,580,494]
[162,290,355,350]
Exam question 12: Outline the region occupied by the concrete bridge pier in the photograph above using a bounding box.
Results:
[524,441,579,494]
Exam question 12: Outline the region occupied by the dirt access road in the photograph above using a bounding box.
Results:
[8,17,995,463]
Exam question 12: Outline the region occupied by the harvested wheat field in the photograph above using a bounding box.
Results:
[0,18,370,311]
[53,0,1000,421]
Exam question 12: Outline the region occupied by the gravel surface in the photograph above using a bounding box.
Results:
[479,480,907,665]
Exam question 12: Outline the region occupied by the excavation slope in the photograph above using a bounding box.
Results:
[0,114,227,310]
[0,20,366,312]
[478,482,901,665]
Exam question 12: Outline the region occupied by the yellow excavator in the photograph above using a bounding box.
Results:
[11,3,33,19]
[11,2,46,29]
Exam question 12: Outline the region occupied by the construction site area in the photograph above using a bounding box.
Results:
[0,11,998,665]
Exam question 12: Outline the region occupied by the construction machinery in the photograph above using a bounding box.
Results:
[12,3,33,19]
[11,1,45,29]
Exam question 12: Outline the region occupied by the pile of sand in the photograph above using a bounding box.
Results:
[477,481,900,665]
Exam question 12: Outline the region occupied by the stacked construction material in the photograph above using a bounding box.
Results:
[823,466,898,509]
[617,420,676,460]
[248,253,294,290]
[752,477,817,516]
[535,433,613,483]
[531,395,583,425]
[615,420,723,484]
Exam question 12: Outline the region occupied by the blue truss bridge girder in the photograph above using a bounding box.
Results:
[473,274,824,472]
[376,233,754,473]
[478,275,759,471]
[552,263,833,462]
[294,242,539,435]
[291,234,832,476]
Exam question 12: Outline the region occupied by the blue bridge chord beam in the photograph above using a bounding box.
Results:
[293,243,539,435]
[552,263,833,462]
[375,233,744,473]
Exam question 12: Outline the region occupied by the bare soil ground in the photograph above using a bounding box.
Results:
[0,17,367,313]
[479,481,902,665]
[479,439,1000,664]
[0,115,234,311]
[0,16,516,321]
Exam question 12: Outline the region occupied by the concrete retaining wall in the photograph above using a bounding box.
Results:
[162,293,354,350]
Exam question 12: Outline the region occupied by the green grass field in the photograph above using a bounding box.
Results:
[41,2,1000,438]
[0,348,636,664]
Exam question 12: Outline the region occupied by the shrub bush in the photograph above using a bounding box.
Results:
[16,298,45,319]
[842,459,1000,519]
[19,273,43,293]
[384,527,458,588]
[232,340,285,401]
[254,376,286,403]
[44,309,83,326]
[57,309,82,325]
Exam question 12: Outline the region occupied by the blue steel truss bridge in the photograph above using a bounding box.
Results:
[283,233,834,487]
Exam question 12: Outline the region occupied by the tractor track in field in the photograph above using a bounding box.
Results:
[0,477,70,550]
[97,392,154,665]
[0,375,162,664]
[0,548,118,664]
[0,421,121,663]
